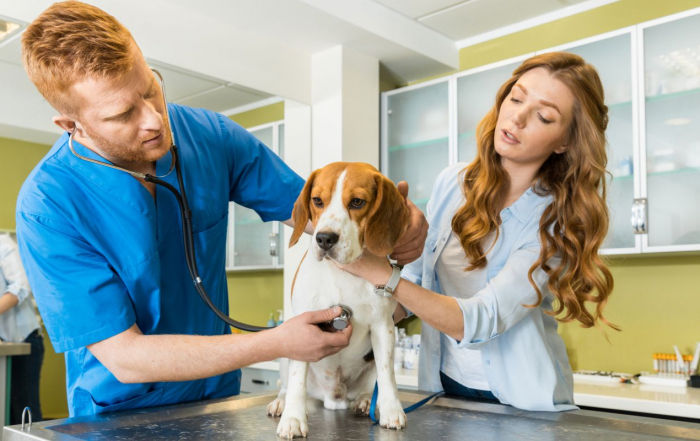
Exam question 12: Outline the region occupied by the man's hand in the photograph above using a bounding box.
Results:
[271,307,352,362]
[391,181,428,265]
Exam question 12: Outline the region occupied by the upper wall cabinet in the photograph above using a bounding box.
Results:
[226,121,285,271]
[640,12,700,252]
[382,81,450,214]
[540,31,638,254]
[380,8,700,255]
[456,59,525,163]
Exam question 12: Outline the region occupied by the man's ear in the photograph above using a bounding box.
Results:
[52,115,77,133]
[364,174,410,256]
[289,170,319,247]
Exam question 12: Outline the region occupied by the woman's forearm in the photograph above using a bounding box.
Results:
[393,279,464,341]
[0,293,19,316]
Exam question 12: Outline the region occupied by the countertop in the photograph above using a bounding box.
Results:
[247,361,700,419]
[6,391,700,440]
[574,379,700,419]
[0,342,30,357]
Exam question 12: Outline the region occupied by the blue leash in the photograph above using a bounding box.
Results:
[368,381,443,424]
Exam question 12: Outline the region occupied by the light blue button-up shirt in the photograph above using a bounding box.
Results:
[402,162,577,412]
[0,233,40,343]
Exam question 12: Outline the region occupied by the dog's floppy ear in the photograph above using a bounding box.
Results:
[289,170,319,248]
[364,173,410,256]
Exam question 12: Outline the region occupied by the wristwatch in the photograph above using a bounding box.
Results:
[374,264,401,297]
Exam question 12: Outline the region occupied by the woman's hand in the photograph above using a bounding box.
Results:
[391,181,428,265]
[337,249,394,287]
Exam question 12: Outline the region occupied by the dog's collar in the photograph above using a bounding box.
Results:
[374,264,401,298]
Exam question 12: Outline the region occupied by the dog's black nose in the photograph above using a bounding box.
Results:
[316,232,339,251]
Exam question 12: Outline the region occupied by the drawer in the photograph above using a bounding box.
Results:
[240,367,280,394]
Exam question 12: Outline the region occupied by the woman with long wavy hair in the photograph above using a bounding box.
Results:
[340,52,617,411]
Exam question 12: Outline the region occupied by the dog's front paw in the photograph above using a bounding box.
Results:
[277,413,308,439]
[378,401,406,430]
[267,397,285,417]
[351,393,372,415]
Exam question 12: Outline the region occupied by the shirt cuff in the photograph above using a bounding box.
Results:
[447,294,500,350]
[4,283,28,304]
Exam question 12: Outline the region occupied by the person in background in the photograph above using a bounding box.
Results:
[0,233,43,424]
[340,52,617,411]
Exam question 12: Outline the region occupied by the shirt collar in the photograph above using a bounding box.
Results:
[501,187,551,224]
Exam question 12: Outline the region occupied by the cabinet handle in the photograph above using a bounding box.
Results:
[269,233,278,256]
[252,379,270,385]
[632,198,647,234]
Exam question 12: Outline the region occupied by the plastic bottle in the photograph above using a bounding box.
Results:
[394,346,404,371]
[276,309,284,326]
[266,312,276,328]
[403,347,416,370]
[412,334,421,350]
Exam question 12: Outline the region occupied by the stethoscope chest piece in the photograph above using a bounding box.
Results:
[319,304,353,332]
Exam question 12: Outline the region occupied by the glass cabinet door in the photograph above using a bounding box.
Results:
[231,126,276,268]
[456,61,521,164]
[385,81,450,213]
[643,13,700,249]
[564,33,637,251]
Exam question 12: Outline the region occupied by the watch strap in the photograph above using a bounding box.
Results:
[374,264,401,297]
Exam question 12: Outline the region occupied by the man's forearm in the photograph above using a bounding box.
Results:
[90,325,281,384]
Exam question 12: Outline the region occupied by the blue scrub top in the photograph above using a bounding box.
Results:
[16,104,304,417]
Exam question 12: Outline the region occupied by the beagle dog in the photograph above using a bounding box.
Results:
[268,162,410,439]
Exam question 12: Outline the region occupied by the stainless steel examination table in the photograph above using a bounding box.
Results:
[5,390,700,440]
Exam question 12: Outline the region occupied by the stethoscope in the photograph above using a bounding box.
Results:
[67,68,352,334]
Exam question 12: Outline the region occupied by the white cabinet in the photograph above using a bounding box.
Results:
[639,11,700,252]
[381,80,451,214]
[225,121,286,271]
[539,30,639,254]
[456,58,527,163]
[380,8,700,255]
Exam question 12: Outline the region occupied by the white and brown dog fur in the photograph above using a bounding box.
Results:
[267,162,410,439]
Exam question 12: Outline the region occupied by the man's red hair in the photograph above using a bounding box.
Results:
[22,1,136,115]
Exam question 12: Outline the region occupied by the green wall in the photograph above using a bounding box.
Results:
[459,0,700,71]
[226,103,286,333]
[561,255,700,373]
[229,101,284,129]
[403,0,700,375]
[0,137,51,230]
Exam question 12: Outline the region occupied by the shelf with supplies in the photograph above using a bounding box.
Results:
[645,86,700,104]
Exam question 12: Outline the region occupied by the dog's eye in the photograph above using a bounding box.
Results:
[312,197,324,208]
[349,198,366,209]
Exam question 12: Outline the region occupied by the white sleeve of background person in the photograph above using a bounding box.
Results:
[0,235,31,304]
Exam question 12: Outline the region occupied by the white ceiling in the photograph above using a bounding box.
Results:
[0,0,617,145]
